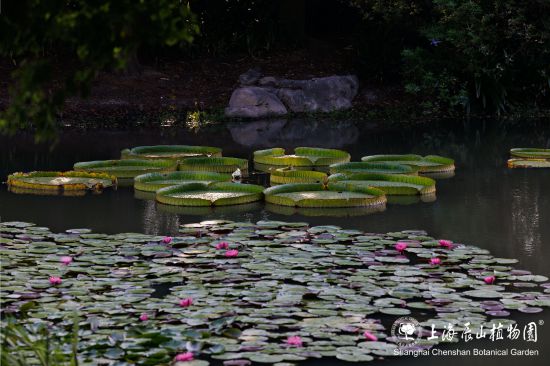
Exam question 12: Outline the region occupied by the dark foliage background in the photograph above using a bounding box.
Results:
[1,0,549,139]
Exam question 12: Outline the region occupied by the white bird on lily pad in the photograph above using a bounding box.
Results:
[232,168,242,182]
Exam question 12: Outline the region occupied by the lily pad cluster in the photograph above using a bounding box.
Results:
[508,148,550,168]
[1,220,549,366]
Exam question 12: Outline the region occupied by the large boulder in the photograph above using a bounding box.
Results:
[225,72,359,118]
[224,87,288,118]
[276,75,359,112]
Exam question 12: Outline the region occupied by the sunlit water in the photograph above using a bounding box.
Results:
[1,118,549,365]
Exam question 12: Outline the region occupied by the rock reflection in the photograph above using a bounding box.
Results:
[226,118,359,148]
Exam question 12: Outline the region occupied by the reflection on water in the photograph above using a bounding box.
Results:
[511,177,542,257]
[227,118,360,148]
[1,117,550,366]
[264,202,386,217]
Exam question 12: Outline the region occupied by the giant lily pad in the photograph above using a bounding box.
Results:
[7,171,116,193]
[510,148,550,159]
[74,159,177,178]
[507,158,550,168]
[328,173,436,196]
[264,183,386,208]
[121,145,222,160]
[329,162,415,175]
[253,147,350,169]
[361,154,455,173]
[270,168,328,185]
[156,182,264,206]
[134,171,232,192]
[178,157,249,174]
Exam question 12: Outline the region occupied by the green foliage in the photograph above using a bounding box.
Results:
[1,313,80,366]
[0,0,198,141]
[349,0,550,114]
[187,0,283,56]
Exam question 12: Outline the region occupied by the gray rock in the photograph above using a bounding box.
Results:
[239,68,262,86]
[224,87,288,118]
[276,75,359,113]
[224,74,359,118]
[258,76,278,87]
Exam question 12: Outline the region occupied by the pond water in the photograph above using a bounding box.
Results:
[1,118,549,365]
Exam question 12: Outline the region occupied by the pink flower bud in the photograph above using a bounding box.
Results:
[60,256,73,265]
[363,331,378,341]
[179,297,193,307]
[216,241,229,250]
[49,276,62,285]
[225,249,239,258]
[174,352,194,362]
[286,335,303,347]
[394,242,408,252]
[439,239,453,248]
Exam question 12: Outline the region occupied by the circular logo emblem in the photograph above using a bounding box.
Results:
[391,316,421,347]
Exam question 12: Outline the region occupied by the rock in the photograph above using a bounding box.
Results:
[239,68,262,86]
[276,75,359,113]
[224,87,288,118]
[224,74,359,118]
[258,76,278,87]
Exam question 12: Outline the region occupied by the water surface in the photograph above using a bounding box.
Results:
[1,118,549,365]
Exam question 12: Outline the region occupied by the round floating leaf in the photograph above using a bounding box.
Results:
[254,147,350,167]
[74,159,177,178]
[328,173,436,196]
[361,154,455,173]
[507,158,550,168]
[134,171,232,192]
[264,183,386,208]
[7,171,116,193]
[510,148,550,159]
[156,182,264,206]
[121,145,222,160]
[270,168,328,185]
[178,157,248,173]
[329,162,415,175]
[463,290,503,299]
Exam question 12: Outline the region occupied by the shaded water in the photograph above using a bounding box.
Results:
[1,118,549,365]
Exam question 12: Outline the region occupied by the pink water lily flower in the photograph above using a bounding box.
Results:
[484,276,496,284]
[394,242,408,253]
[60,256,73,265]
[179,297,193,307]
[286,335,303,347]
[139,313,148,321]
[430,257,441,265]
[162,236,172,244]
[225,249,239,257]
[49,276,62,285]
[216,241,229,250]
[174,352,194,362]
[439,239,453,248]
[363,331,378,341]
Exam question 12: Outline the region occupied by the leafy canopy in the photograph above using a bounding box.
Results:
[0,0,198,141]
